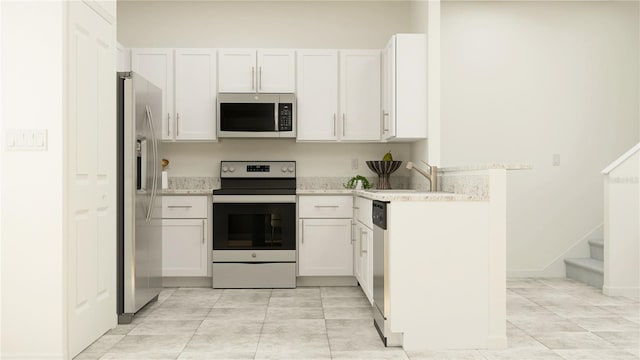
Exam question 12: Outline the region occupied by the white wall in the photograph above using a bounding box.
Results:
[440,1,640,276]
[118,1,411,49]
[1,1,66,358]
[604,148,640,298]
[118,1,414,177]
[409,0,439,167]
[162,141,412,178]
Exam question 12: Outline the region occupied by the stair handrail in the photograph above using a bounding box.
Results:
[601,142,640,175]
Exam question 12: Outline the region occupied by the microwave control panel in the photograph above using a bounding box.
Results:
[278,103,293,131]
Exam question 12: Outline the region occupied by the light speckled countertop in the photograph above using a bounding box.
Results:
[439,163,531,172]
[297,189,481,201]
[296,189,355,195]
[353,190,479,201]
[161,189,215,196]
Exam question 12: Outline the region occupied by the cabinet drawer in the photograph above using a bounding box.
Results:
[298,195,352,218]
[162,196,208,218]
[354,196,373,228]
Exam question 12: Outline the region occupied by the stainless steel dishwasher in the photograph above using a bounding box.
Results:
[372,200,403,346]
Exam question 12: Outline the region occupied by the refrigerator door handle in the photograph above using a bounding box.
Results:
[145,105,158,222]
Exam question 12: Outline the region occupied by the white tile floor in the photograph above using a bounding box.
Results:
[75,278,640,359]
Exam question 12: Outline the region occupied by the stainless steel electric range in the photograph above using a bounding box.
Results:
[212,161,296,288]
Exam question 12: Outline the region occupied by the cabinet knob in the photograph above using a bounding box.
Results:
[252,252,257,258]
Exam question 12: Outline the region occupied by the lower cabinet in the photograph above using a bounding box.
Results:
[298,218,353,276]
[355,221,373,303]
[298,195,354,277]
[162,219,208,277]
[161,195,209,277]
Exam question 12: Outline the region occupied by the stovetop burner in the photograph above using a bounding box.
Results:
[213,161,296,196]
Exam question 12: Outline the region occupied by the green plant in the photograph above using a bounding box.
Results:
[343,175,373,189]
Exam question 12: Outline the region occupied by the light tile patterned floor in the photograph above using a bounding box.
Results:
[75,278,639,359]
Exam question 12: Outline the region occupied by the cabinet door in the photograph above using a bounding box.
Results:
[218,49,256,93]
[394,34,427,140]
[257,49,295,93]
[339,50,381,141]
[162,219,208,277]
[175,49,217,141]
[296,50,339,141]
[381,38,396,140]
[298,218,353,276]
[356,222,373,304]
[363,224,374,303]
[132,48,174,140]
[354,222,364,285]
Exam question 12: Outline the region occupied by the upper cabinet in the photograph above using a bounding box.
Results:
[340,50,381,141]
[218,49,295,93]
[382,34,427,141]
[174,49,217,141]
[296,50,339,141]
[132,48,217,141]
[132,49,175,140]
[297,49,381,142]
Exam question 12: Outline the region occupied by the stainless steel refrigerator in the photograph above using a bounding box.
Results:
[116,72,163,324]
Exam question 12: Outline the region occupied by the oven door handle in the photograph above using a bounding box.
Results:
[212,195,297,203]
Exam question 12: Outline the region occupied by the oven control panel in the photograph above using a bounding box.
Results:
[220,161,296,178]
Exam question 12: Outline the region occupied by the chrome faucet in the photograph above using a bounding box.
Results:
[406,161,438,192]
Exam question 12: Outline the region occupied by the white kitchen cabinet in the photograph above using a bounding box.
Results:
[340,50,381,141]
[354,195,374,303]
[162,219,208,277]
[354,221,373,303]
[298,218,353,276]
[174,49,217,140]
[162,196,209,277]
[298,195,354,276]
[132,48,174,140]
[218,49,295,93]
[297,50,381,142]
[296,50,339,141]
[132,48,218,141]
[381,34,427,141]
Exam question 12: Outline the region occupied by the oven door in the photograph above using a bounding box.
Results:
[213,195,296,251]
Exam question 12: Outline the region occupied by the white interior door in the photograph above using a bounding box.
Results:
[67,1,116,357]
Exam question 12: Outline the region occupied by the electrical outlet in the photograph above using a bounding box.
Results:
[5,129,47,151]
[351,158,359,170]
[552,154,560,166]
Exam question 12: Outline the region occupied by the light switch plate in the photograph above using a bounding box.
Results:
[5,129,48,151]
[552,154,560,166]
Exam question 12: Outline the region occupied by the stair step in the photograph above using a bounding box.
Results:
[564,257,604,288]
[588,238,604,261]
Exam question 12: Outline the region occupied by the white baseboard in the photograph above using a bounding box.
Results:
[603,285,640,299]
[296,276,357,287]
[0,353,65,359]
[486,336,508,349]
[162,276,212,288]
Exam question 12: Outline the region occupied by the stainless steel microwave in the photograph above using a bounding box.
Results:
[217,93,296,138]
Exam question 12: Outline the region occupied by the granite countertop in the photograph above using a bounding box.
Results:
[297,188,481,201]
[354,190,480,201]
[439,163,531,172]
[161,189,216,195]
[296,189,355,195]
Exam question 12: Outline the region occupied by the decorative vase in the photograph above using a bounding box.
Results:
[365,161,402,189]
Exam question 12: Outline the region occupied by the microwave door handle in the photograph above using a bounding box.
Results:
[274,102,279,132]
